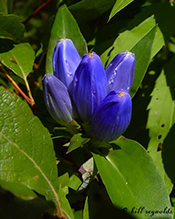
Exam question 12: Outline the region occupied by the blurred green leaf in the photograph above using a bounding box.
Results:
[74,210,83,219]
[0,14,24,41]
[0,87,73,218]
[0,180,37,200]
[0,43,35,80]
[46,4,87,74]
[69,0,116,23]
[0,0,13,13]
[109,0,134,21]
[93,138,172,218]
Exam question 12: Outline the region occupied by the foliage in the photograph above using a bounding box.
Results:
[0,0,175,218]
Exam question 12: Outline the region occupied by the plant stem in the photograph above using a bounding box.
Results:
[0,65,35,107]
[22,0,52,25]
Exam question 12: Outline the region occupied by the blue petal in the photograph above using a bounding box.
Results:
[42,74,73,126]
[53,39,81,88]
[106,51,135,92]
[71,52,107,122]
[91,90,132,142]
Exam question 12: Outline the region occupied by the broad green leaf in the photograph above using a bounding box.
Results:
[125,8,165,58]
[93,138,172,218]
[146,70,174,193]
[109,0,134,21]
[46,4,87,74]
[0,43,35,80]
[101,16,156,97]
[147,71,174,153]
[130,26,156,97]
[69,0,116,23]
[0,14,24,41]
[0,179,37,200]
[0,87,74,218]
[101,16,156,65]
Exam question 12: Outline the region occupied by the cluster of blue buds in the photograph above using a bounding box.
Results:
[43,39,135,142]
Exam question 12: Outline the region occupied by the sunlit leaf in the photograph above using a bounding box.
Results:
[46,4,87,74]
[109,0,134,21]
[101,16,157,97]
[93,138,172,218]
[0,43,35,80]
[0,87,74,218]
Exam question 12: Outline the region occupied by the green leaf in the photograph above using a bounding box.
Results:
[146,70,174,193]
[68,174,82,190]
[0,179,37,200]
[86,182,134,219]
[101,16,157,97]
[0,43,35,80]
[0,87,74,218]
[46,4,87,74]
[147,71,174,153]
[83,197,89,219]
[0,14,25,41]
[109,0,134,21]
[69,0,116,23]
[93,138,172,218]
[67,134,89,154]
[130,25,156,97]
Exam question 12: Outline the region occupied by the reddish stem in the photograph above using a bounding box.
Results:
[0,65,35,107]
[22,0,52,24]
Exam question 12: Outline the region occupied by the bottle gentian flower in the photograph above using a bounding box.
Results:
[43,38,135,142]
[52,39,81,88]
[42,74,73,126]
[71,52,107,122]
[91,90,132,142]
[106,51,135,93]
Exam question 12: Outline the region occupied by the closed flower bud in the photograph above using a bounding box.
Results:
[106,51,135,92]
[42,74,73,126]
[91,90,132,142]
[71,52,107,122]
[53,39,81,88]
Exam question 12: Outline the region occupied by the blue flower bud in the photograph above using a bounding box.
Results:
[91,90,132,142]
[52,39,81,88]
[106,51,135,93]
[42,74,73,126]
[71,52,107,122]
